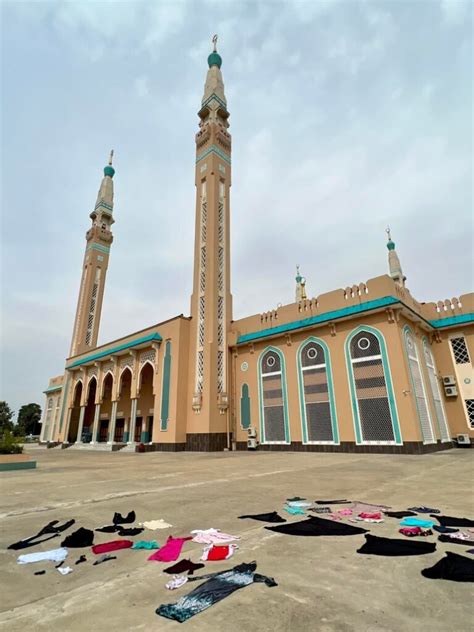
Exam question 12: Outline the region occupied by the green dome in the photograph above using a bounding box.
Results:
[208,51,222,69]
[104,165,115,178]
[387,239,395,251]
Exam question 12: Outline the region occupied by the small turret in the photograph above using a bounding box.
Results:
[386,226,406,287]
[295,265,307,302]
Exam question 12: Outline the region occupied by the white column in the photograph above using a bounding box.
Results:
[128,399,138,444]
[75,406,86,443]
[91,404,101,444]
[108,401,118,444]
[63,408,72,443]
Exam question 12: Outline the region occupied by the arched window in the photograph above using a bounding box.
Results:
[346,327,400,444]
[403,327,435,444]
[259,348,290,443]
[298,339,338,444]
[422,337,451,442]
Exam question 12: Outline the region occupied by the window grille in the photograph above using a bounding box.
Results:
[422,339,451,441]
[404,330,435,444]
[140,349,156,366]
[450,337,471,364]
[260,350,287,442]
[195,185,207,394]
[349,331,396,443]
[47,398,53,411]
[85,268,101,346]
[300,341,335,443]
[465,400,474,429]
[71,268,87,354]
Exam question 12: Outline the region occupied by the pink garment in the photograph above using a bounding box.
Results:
[359,512,382,520]
[190,529,240,545]
[337,509,353,516]
[148,536,192,562]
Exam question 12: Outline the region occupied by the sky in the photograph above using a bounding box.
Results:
[1,0,472,417]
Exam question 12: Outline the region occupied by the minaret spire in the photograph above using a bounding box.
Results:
[295,265,307,302]
[386,226,406,287]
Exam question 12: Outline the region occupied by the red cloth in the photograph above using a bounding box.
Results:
[359,512,382,520]
[206,545,232,561]
[92,540,133,554]
[148,536,193,562]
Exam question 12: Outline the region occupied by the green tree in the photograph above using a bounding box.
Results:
[17,403,42,436]
[0,401,14,435]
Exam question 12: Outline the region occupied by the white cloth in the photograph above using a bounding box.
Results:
[57,566,73,575]
[190,528,240,545]
[17,548,68,565]
[165,575,188,590]
[286,501,312,508]
[140,519,172,530]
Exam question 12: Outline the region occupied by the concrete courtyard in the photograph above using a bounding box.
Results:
[0,446,473,632]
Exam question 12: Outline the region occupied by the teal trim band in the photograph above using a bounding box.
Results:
[43,385,63,393]
[344,325,402,445]
[160,341,172,431]
[123,431,129,443]
[141,431,150,443]
[238,296,399,344]
[201,93,228,111]
[67,333,162,369]
[297,337,339,444]
[0,461,36,471]
[86,243,110,255]
[95,201,113,212]
[429,313,474,328]
[196,145,231,165]
[58,376,70,433]
[258,346,290,444]
[240,383,251,429]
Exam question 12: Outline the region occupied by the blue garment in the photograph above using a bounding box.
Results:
[400,517,435,528]
[284,506,306,516]
[132,540,160,550]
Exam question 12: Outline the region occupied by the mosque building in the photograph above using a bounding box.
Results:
[40,40,474,453]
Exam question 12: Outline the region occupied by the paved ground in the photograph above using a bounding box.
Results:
[0,446,473,632]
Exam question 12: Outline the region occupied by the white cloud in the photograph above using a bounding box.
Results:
[440,0,471,25]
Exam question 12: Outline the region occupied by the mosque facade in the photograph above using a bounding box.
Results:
[40,43,474,453]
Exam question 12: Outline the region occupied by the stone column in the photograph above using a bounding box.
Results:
[128,398,138,444]
[75,406,86,443]
[63,408,72,443]
[107,401,118,444]
[91,403,101,444]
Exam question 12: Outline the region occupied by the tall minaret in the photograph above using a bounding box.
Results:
[189,36,233,439]
[386,226,406,287]
[295,265,307,302]
[69,152,115,357]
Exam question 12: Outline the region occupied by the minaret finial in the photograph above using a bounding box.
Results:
[386,225,391,241]
[212,34,218,52]
[109,149,114,166]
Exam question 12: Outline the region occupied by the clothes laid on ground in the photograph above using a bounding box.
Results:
[286,497,306,502]
[75,555,87,565]
[314,499,349,505]
[355,512,383,524]
[399,518,435,528]
[265,515,368,537]
[432,515,474,528]
[55,560,64,568]
[350,501,391,514]
[433,526,459,534]
[57,566,73,575]
[92,540,133,554]
[156,562,277,623]
[163,559,205,576]
[438,534,474,547]
[399,527,433,537]
[116,527,143,536]
[408,506,440,514]
[93,554,117,566]
[467,549,474,555]
[309,507,331,514]
[132,540,160,550]
[238,511,286,523]
[384,511,417,519]
[8,519,75,551]
[165,575,189,590]
[61,527,94,548]
[17,548,69,565]
[190,529,240,545]
[34,570,46,575]
[421,551,474,582]
[284,506,306,516]
[148,536,193,562]
[96,525,120,533]
[201,544,238,561]
[286,501,312,508]
[140,519,173,530]
[357,534,436,556]
[113,511,136,525]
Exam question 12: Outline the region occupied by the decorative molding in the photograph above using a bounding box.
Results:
[67,333,162,369]
[86,243,110,255]
[196,144,231,165]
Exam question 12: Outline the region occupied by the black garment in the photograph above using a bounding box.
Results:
[116,527,143,537]
[314,499,349,505]
[408,507,440,514]
[75,555,87,565]
[34,570,46,576]
[431,515,474,528]
[384,511,417,519]
[238,511,286,523]
[55,561,64,569]
[112,511,136,525]
[421,551,474,582]
[163,559,205,576]
[96,525,120,533]
[61,527,94,548]
[438,535,474,547]
[357,534,436,556]
[8,519,75,551]
[286,496,306,502]
[157,562,277,622]
[433,525,459,534]
[265,515,368,537]
[93,554,116,566]
[309,507,331,514]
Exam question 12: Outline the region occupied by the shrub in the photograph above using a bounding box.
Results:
[0,431,24,455]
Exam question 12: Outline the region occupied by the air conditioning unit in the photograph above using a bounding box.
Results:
[444,385,458,397]
[247,427,257,439]
[247,437,259,450]
[442,375,456,386]
[457,434,470,445]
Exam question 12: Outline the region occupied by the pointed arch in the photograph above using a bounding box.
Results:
[86,375,97,400]
[72,379,83,405]
[118,366,132,397]
[345,325,401,445]
[258,346,290,444]
[421,336,451,442]
[402,326,435,444]
[138,361,155,393]
[297,337,339,444]
[101,371,114,400]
